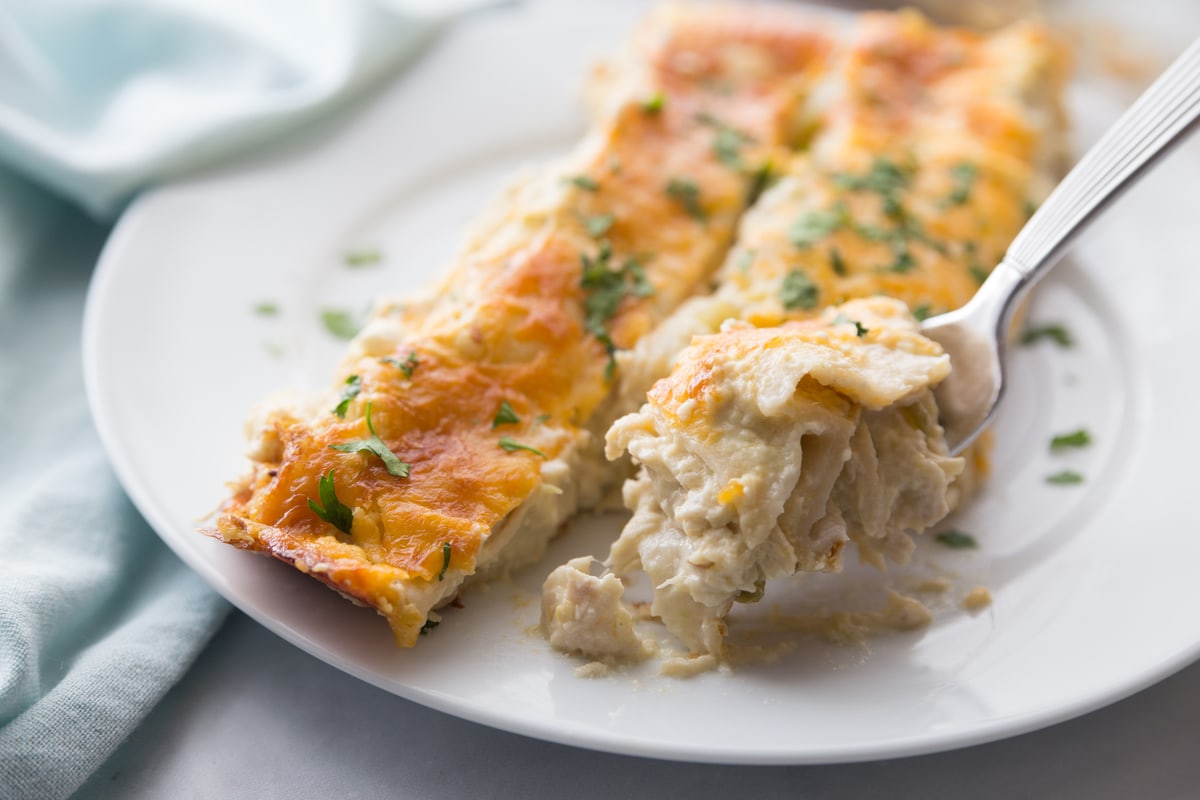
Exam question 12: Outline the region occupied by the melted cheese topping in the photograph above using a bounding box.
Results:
[208,6,838,646]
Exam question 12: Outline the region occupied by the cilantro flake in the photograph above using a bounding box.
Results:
[911,303,932,322]
[308,470,353,535]
[492,400,520,429]
[381,350,419,379]
[498,437,546,458]
[332,374,362,418]
[438,541,451,581]
[420,618,440,635]
[666,177,706,223]
[829,248,847,276]
[1020,324,1073,347]
[789,208,842,248]
[1050,429,1092,450]
[344,249,383,267]
[832,313,869,337]
[935,530,978,549]
[329,402,410,478]
[321,309,360,340]
[781,269,819,311]
[1046,469,1084,485]
[942,162,979,207]
[641,91,665,115]
[584,213,615,238]
[254,301,279,316]
[566,175,599,192]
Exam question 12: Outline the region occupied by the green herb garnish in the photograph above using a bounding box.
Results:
[1046,469,1084,485]
[935,530,978,549]
[330,402,410,478]
[832,313,869,337]
[968,263,990,285]
[420,618,440,635]
[942,162,979,207]
[438,541,451,581]
[566,175,599,192]
[498,437,546,458]
[308,470,354,535]
[534,413,552,425]
[381,350,419,379]
[666,177,706,223]
[781,269,819,311]
[696,112,753,169]
[344,249,383,267]
[321,309,360,340]
[1050,429,1092,450]
[254,301,279,316]
[789,208,843,248]
[332,374,362,418]
[829,248,847,276]
[1020,324,1073,347]
[580,240,654,379]
[641,91,665,115]
[911,303,932,322]
[584,213,615,238]
[493,400,520,429]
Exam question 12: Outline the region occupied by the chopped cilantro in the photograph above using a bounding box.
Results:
[935,530,978,549]
[666,177,706,223]
[329,402,410,478]
[332,374,362,418]
[579,240,654,379]
[584,213,615,238]
[308,470,353,534]
[781,269,819,311]
[438,541,451,581]
[746,160,773,205]
[696,112,753,169]
[419,618,440,635]
[888,245,916,274]
[834,158,910,201]
[492,400,520,429]
[829,248,847,276]
[942,162,979,207]
[1021,324,1073,347]
[254,301,279,316]
[832,313,869,337]
[911,303,932,322]
[1046,469,1084,485]
[381,350,419,379]
[1023,198,1039,219]
[968,263,990,284]
[499,437,546,458]
[566,175,599,192]
[1050,429,1092,450]
[344,249,383,267]
[641,91,665,115]
[321,309,360,340]
[534,413,552,425]
[789,208,842,248]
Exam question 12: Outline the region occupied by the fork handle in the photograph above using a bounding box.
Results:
[1002,36,1200,282]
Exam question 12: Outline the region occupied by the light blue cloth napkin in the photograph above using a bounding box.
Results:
[0,0,455,218]
[0,3,462,798]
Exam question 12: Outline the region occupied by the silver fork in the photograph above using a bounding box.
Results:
[923,36,1200,456]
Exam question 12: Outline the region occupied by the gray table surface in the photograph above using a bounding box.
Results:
[73,2,1200,797]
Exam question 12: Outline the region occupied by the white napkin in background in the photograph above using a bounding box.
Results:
[0,0,465,217]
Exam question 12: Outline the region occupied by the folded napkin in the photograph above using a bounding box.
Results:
[0,3,466,797]
[0,0,458,218]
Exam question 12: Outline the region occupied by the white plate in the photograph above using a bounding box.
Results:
[83,4,1200,764]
